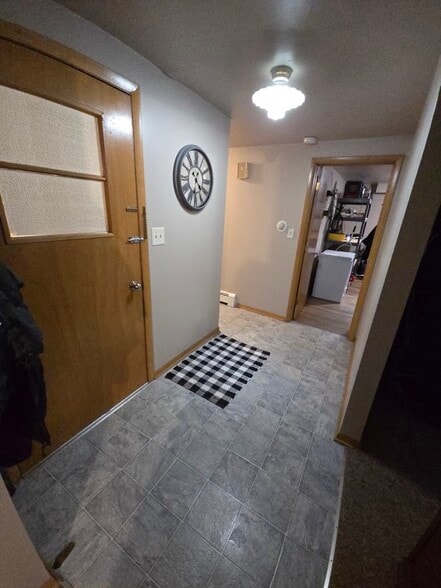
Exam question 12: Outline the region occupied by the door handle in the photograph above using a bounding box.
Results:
[127,236,145,244]
[129,280,143,291]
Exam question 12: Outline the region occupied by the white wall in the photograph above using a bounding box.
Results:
[312,166,347,256]
[0,0,230,371]
[329,166,352,239]
[314,167,333,255]
[330,167,347,195]
[340,56,441,441]
[364,192,386,238]
[221,136,411,317]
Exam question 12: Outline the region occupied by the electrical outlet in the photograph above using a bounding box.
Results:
[287,228,294,239]
[151,226,165,245]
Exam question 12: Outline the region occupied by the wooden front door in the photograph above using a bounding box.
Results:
[0,37,150,467]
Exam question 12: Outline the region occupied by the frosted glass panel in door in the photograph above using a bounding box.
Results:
[0,85,103,175]
[0,169,108,238]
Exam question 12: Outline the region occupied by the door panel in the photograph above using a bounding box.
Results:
[293,167,324,318]
[0,39,148,467]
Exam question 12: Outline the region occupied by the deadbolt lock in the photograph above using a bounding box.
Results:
[129,280,143,291]
[127,236,145,244]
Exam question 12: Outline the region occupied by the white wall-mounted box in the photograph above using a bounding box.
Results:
[237,162,249,180]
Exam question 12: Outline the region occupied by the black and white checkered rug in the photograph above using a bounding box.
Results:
[165,334,270,408]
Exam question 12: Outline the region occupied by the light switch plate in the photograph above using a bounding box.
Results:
[287,228,294,239]
[152,226,165,245]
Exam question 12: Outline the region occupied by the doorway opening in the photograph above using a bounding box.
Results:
[287,155,403,339]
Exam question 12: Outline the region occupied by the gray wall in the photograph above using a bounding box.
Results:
[341,56,441,441]
[0,0,230,371]
[222,136,411,318]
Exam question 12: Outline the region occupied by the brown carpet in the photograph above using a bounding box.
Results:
[330,448,439,587]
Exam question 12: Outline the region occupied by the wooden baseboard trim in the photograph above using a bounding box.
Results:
[154,327,220,378]
[40,576,61,588]
[237,304,286,322]
[5,465,21,484]
[334,432,360,449]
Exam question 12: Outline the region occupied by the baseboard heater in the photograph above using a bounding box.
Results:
[220,290,237,307]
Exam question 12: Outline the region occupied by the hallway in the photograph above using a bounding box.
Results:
[296,279,362,336]
[11,306,351,587]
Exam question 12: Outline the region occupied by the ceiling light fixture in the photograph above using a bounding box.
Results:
[252,65,305,121]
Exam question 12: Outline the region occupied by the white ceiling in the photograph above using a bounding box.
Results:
[332,165,392,184]
[56,0,441,147]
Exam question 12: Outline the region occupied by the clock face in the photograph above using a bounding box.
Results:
[173,145,213,211]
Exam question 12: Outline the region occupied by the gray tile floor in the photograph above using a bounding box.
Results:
[13,305,350,587]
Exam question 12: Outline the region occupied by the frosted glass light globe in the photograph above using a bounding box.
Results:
[252,84,305,120]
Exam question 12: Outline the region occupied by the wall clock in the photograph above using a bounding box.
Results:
[173,144,213,211]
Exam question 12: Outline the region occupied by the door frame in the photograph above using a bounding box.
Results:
[0,18,155,379]
[285,154,404,340]
[290,164,322,321]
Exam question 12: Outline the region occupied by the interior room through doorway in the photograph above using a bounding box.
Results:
[294,162,394,336]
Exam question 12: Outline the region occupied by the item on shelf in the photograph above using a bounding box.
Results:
[327,232,347,242]
[343,180,366,199]
[324,195,372,271]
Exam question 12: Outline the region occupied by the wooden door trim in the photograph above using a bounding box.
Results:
[347,156,403,339]
[308,154,403,167]
[0,80,105,116]
[0,161,106,182]
[131,88,155,379]
[0,19,137,94]
[286,164,319,321]
[286,155,404,342]
[0,19,155,380]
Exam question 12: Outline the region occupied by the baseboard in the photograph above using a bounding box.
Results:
[237,304,286,322]
[5,465,21,484]
[40,576,61,588]
[334,432,360,449]
[154,327,220,378]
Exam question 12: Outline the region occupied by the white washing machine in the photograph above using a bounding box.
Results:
[312,250,356,303]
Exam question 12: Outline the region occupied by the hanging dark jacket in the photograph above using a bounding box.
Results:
[0,262,50,466]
